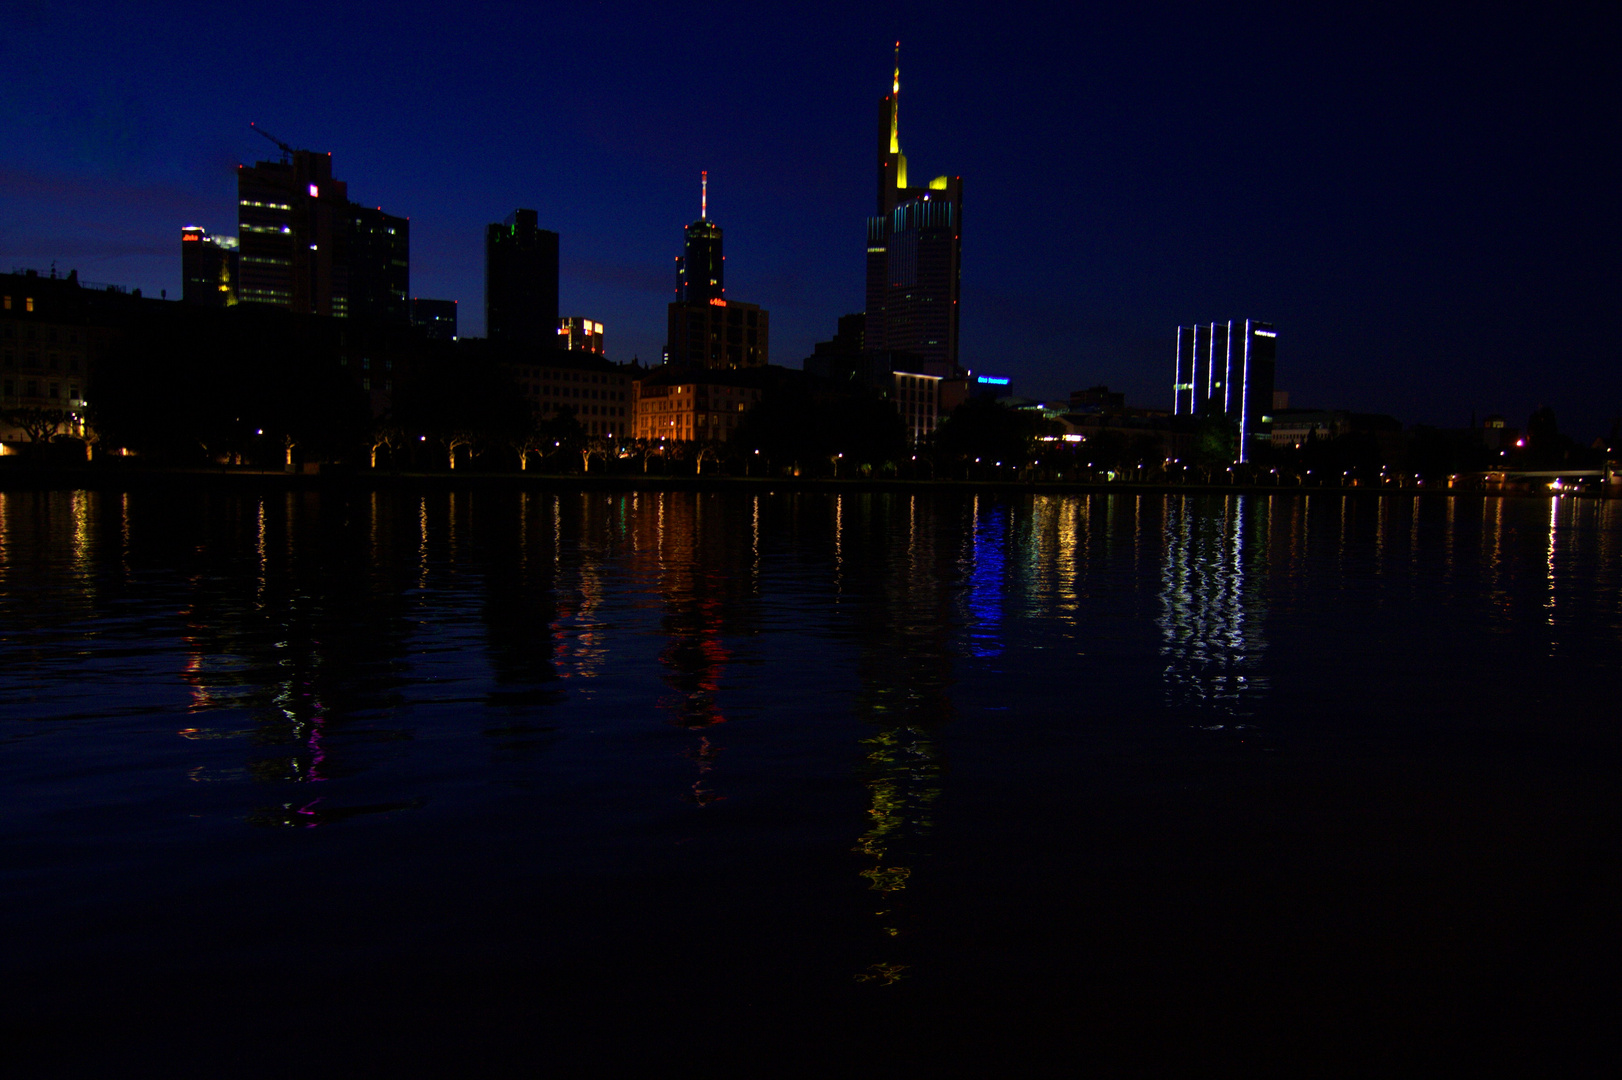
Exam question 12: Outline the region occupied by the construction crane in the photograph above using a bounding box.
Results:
[249,122,294,163]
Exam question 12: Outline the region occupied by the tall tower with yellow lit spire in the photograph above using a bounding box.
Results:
[865,43,963,376]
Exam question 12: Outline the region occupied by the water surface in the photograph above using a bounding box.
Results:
[3,489,1615,1073]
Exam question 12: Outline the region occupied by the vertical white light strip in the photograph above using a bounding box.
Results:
[1221,320,1232,414]
[1204,324,1214,412]
[1239,319,1252,463]
[1174,326,1184,413]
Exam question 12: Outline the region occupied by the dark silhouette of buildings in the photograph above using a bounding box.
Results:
[485,209,558,350]
[411,298,458,341]
[1,268,152,432]
[864,45,962,377]
[1173,319,1277,462]
[180,227,238,307]
[345,205,409,327]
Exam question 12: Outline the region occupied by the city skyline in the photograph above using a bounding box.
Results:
[0,4,1614,437]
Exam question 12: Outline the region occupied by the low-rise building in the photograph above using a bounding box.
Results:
[510,353,634,438]
[1,268,155,447]
[633,368,764,443]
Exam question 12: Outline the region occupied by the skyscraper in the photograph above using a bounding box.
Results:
[345,205,409,327]
[665,175,767,369]
[237,149,348,315]
[180,226,238,307]
[864,45,962,377]
[485,209,559,350]
[235,141,408,324]
[1173,319,1277,462]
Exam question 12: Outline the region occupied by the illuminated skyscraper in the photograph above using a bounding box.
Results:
[1173,319,1277,462]
[485,208,559,349]
[864,45,962,377]
[237,150,348,315]
[675,171,724,305]
[666,175,767,369]
[235,143,408,324]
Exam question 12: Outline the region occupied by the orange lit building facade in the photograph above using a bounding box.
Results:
[633,372,762,443]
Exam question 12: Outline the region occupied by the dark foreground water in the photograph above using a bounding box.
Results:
[2,488,1616,1075]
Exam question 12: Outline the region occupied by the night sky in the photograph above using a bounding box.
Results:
[2,2,1615,436]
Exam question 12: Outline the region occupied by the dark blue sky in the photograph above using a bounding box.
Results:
[2,2,1616,436]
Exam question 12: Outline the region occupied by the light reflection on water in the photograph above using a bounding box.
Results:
[2,487,1620,1063]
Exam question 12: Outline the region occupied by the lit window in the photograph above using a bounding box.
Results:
[25,298,34,312]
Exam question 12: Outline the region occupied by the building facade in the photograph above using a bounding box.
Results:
[892,370,942,445]
[485,209,559,350]
[0,269,148,447]
[633,370,763,444]
[510,356,632,439]
[181,227,238,307]
[665,299,767,369]
[864,48,962,377]
[1172,319,1277,462]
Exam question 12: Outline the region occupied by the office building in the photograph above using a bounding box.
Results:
[411,298,458,341]
[864,46,963,377]
[666,299,767,369]
[665,175,768,369]
[1172,319,1277,462]
[892,370,943,445]
[510,354,632,438]
[235,142,408,324]
[558,317,605,355]
[485,209,558,349]
[237,149,348,314]
[180,227,238,307]
[345,205,409,326]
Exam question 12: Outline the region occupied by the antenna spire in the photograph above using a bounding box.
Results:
[701,170,708,219]
[889,42,902,155]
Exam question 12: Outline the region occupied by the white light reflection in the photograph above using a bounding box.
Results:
[1546,496,1559,632]
[1158,495,1269,713]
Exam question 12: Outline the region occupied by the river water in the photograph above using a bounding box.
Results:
[2,488,1616,1074]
